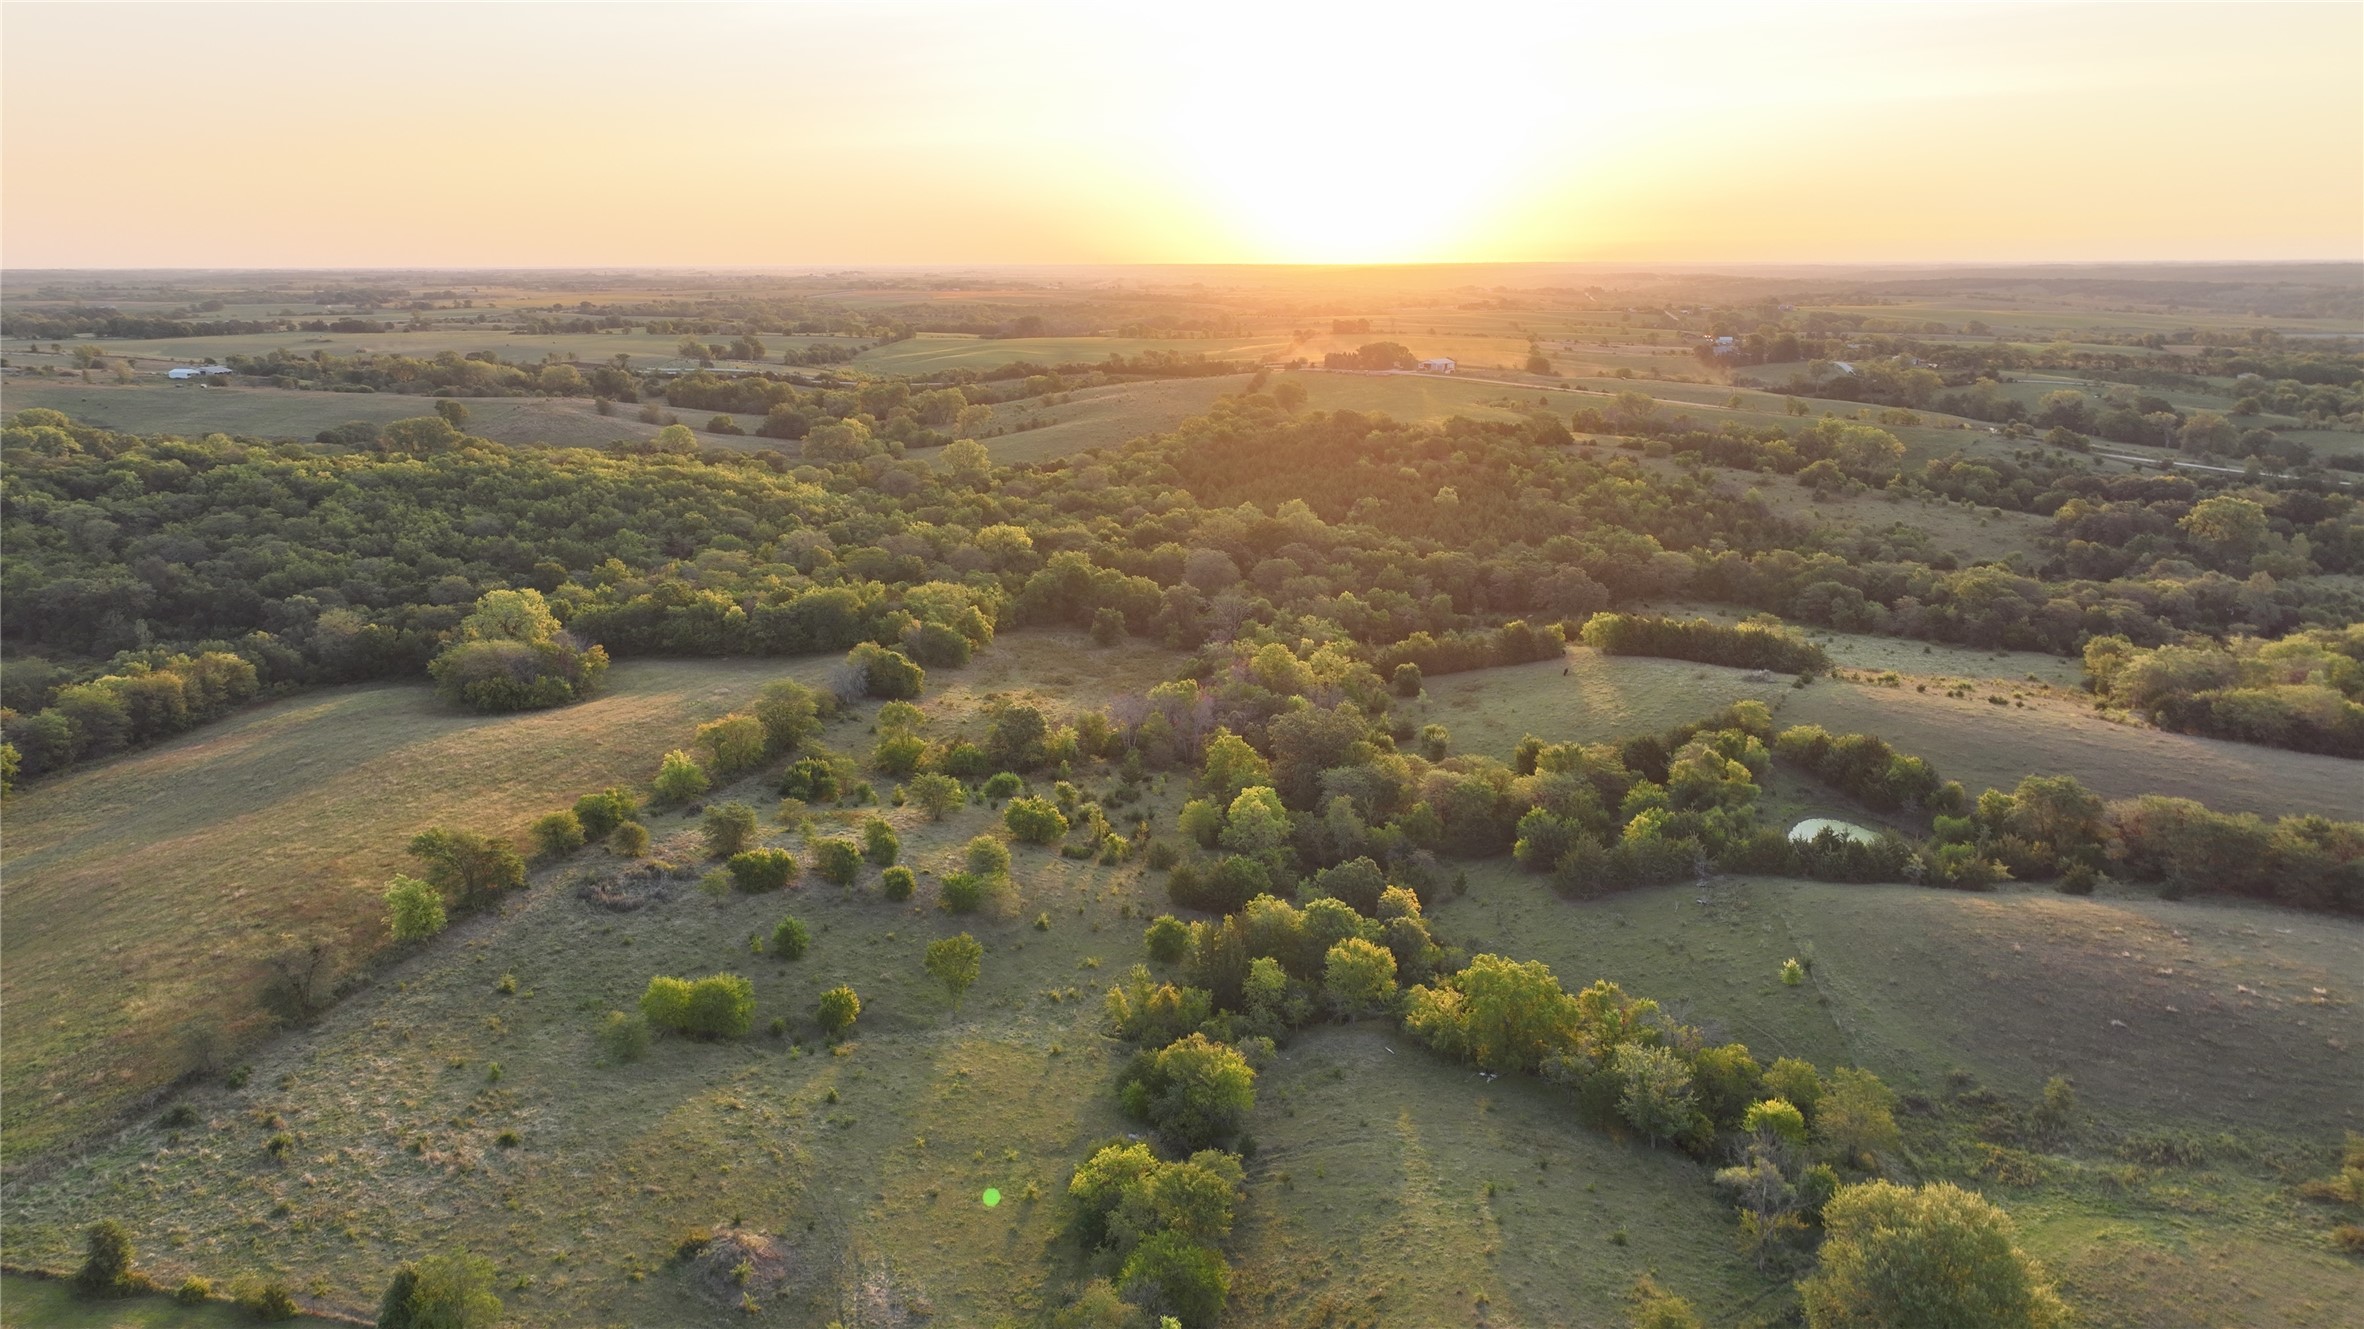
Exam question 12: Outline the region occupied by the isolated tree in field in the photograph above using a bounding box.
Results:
[1799,1181,2066,1329]
[817,985,861,1037]
[74,1219,136,1297]
[1004,795,1069,845]
[383,875,448,942]
[770,915,810,959]
[728,848,798,893]
[908,772,965,820]
[531,809,585,857]
[966,834,1013,878]
[925,932,984,1000]
[405,828,524,911]
[654,749,710,803]
[433,399,471,428]
[862,817,900,866]
[754,678,827,754]
[376,1250,502,1329]
[572,787,639,839]
[641,973,754,1038]
[813,837,863,885]
[694,712,768,779]
[612,821,650,856]
[847,641,925,699]
[881,865,916,900]
[702,801,759,858]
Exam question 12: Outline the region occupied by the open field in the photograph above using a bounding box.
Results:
[1,381,670,450]
[1411,645,2360,822]
[974,375,1252,464]
[0,659,790,1162]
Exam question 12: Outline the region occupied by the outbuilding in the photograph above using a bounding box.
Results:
[167,364,233,380]
[1418,357,1456,373]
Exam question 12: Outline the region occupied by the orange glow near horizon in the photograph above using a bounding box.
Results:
[3,2,2358,269]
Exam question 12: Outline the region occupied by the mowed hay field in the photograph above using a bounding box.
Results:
[1429,873,2364,1328]
[0,659,790,1161]
[1415,646,2362,822]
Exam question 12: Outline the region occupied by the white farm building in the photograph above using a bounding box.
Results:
[1418,357,1456,373]
[167,364,233,380]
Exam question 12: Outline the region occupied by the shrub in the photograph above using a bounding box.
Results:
[908,772,966,820]
[847,642,925,699]
[1145,914,1191,964]
[531,810,585,857]
[872,732,926,776]
[1146,839,1181,870]
[1004,796,1069,845]
[925,932,985,999]
[771,916,811,959]
[598,1010,650,1063]
[1121,1033,1256,1150]
[813,837,863,885]
[695,712,768,779]
[881,865,917,901]
[383,875,448,942]
[727,848,798,893]
[175,1275,211,1306]
[939,871,986,913]
[1118,1231,1229,1329]
[234,1277,298,1321]
[573,787,640,839]
[778,754,844,803]
[966,834,1013,877]
[1628,1274,1704,1329]
[1392,662,1423,697]
[817,985,861,1036]
[702,802,759,858]
[981,770,1024,800]
[1780,958,1805,987]
[74,1218,135,1297]
[612,821,650,856]
[392,1253,502,1329]
[641,973,755,1038]
[1800,1181,2066,1329]
[405,828,526,912]
[862,818,900,865]
[653,749,710,803]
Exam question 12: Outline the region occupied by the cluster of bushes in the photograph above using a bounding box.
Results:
[1581,613,1830,674]
[1772,724,1959,813]
[640,973,756,1039]
[0,649,257,784]
[2085,628,2364,757]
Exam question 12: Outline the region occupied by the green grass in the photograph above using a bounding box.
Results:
[0,659,793,1162]
[0,1274,342,1327]
[3,382,706,451]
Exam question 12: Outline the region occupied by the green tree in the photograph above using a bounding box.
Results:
[1144,914,1191,964]
[572,787,639,839]
[1125,1033,1256,1149]
[966,834,1012,877]
[73,1218,135,1297]
[1816,1066,1901,1169]
[1118,1232,1229,1329]
[862,817,900,865]
[908,772,966,820]
[813,837,863,885]
[695,712,768,778]
[702,801,759,858]
[1218,786,1289,857]
[1628,1274,1704,1329]
[1800,1181,2067,1329]
[654,749,710,803]
[771,915,811,959]
[1177,798,1224,848]
[378,1251,502,1329]
[727,848,798,893]
[925,932,984,999]
[405,828,525,911]
[817,985,861,1037]
[531,809,585,857]
[1005,795,1069,844]
[384,875,449,942]
[1199,730,1271,805]
[1323,937,1397,1015]
[1612,1043,1699,1146]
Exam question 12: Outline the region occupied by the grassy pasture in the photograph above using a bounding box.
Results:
[0,1273,342,1326]
[1,382,669,451]
[8,329,803,369]
[0,659,790,1162]
[974,375,1253,465]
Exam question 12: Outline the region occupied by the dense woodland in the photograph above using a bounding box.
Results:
[6,389,2362,779]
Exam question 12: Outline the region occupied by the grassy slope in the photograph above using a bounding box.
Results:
[2,382,686,451]
[0,660,791,1162]
[1414,646,2361,822]
[0,1274,343,1327]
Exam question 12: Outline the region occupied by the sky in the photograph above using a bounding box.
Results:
[3,0,2359,268]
